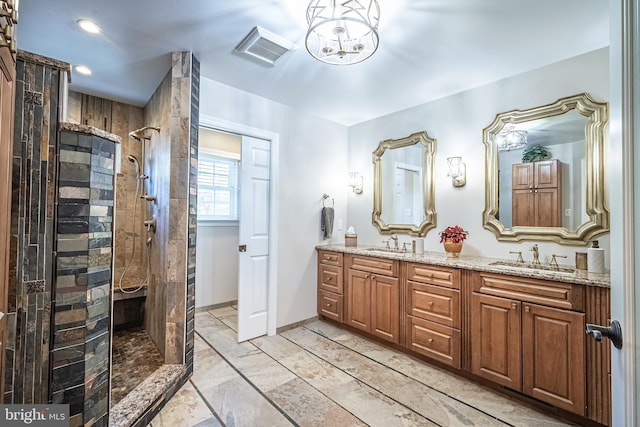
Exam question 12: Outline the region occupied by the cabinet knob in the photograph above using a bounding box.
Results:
[511,302,518,310]
[427,302,434,307]
[326,303,332,307]
[327,277,333,281]
[524,305,530,312]
[427,338,433,344]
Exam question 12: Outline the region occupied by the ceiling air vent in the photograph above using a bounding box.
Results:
[234,26,295,66]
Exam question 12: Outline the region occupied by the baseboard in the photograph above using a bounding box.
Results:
[276,316,319,334]
[195,300,238,313]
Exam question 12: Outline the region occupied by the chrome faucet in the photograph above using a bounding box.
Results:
[530,244,540,265]
[390,235,399,250]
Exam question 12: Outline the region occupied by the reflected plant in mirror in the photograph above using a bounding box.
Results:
[483,93,609,245]
[372,131,437,237]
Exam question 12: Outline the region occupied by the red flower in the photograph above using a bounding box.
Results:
[439,225,468,243]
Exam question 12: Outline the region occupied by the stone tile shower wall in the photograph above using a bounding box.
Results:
[5,51,69,404]
[52,125,119,427]
[66,92,146,291]
[143,52,199,365]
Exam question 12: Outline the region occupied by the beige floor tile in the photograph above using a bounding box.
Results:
[149,381,214,427]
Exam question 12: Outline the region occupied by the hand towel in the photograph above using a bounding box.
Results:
[321,207,334,239]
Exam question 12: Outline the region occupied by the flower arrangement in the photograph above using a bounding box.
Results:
[439,225,468,243]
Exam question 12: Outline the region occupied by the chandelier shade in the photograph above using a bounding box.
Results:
[305,0,380,65]
[497,129,528,151]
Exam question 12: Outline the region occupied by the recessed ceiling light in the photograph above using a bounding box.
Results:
[77,19,101,34]
[75,65,92,76]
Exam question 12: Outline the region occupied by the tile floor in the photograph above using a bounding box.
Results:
[111,327,165,405]
[149,307,575,426]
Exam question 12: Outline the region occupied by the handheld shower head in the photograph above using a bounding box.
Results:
[128,126,160,142]
[127,154,140,174]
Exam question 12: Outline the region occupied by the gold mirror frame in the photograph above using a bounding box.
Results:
[372,131,437,237]
[482,93,609,245]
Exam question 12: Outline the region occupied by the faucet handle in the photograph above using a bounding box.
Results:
[401,242,408,253]
[509,251,524,264]
[550,254,567,268]
[382,240,390,249]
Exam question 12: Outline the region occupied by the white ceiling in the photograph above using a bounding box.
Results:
[17,0,609,126]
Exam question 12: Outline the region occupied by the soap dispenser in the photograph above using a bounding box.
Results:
[587,240,605,274]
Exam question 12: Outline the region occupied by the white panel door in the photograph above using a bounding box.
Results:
[237,136,270,342]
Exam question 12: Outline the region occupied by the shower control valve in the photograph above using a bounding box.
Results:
[141,195,157,202]
[144,218,157,233]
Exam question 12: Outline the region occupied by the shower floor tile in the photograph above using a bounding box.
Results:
[111,327,164,405]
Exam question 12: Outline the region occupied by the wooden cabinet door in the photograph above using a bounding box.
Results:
[523,303,586,415]
[535,188,561,227]
[0,30,16,399]
[534,159,559,188]
[512,189,535,226]
[471,293,522,390]
[512,162,534,190]
[346,269,371,333]
[371,274,399,344]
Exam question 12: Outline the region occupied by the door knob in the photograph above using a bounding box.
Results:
[238,245,247,252]
[586,320,623,349]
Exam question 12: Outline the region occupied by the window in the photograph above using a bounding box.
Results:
[198,153,240,221]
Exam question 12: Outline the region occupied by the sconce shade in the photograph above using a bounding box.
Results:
[349,171,364,194]
[305,0,380,65]
[446,157,466,187]
[497,129,528,151]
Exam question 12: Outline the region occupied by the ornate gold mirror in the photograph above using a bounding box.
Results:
[372,131,437,237]
[483,93,609,245]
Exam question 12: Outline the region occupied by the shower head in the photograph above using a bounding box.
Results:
[128,126,160,142]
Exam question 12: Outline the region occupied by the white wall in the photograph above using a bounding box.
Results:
[195,224,239,307]
[199,77,349,327]
[348,47,610,266]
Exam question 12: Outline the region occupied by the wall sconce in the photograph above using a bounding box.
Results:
[447,157,466,187]
[349,172,363,194]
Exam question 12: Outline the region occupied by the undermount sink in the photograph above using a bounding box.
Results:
[489,260,575,274]
[364,247,405,254]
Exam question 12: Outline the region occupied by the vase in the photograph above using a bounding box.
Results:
[443,239,463,257]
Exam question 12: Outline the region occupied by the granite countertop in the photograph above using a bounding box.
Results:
[317,244,610,288]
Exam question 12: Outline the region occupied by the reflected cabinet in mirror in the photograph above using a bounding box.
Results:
[373,131,437,237]
[483,93,609,245]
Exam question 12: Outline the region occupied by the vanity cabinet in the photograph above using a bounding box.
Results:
[512,159,562,227]
[405,263,461,368]
[317,250,344,322]
[346,255,400,344]
[471,272,585,415]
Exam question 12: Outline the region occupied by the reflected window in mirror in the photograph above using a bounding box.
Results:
[483,93,608,245]
[373,131,436,237]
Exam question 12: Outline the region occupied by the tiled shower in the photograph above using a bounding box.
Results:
[5,50,199,426]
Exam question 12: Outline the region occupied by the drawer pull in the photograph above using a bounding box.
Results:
[327,277,333,281]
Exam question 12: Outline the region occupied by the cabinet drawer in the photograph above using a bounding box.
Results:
[318,250,343,267]
[348,255,398,276]
[318,264,343,294]
[474,272,584,311]
[406,316,460,368]
[407,281,460,328]
[407,263,460,289]
[318,290,343,322]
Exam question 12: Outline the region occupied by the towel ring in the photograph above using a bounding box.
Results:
[322,194,334,208]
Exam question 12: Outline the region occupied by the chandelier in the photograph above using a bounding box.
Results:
[497,128,528,151]
[305,0,380,65]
